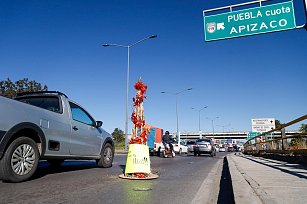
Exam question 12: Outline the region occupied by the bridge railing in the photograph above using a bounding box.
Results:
[243,114,307,155]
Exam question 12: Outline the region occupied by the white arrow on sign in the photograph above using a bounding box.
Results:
[217,22,225,30]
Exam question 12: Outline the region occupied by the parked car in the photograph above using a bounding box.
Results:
[187,140,196,153]
[193,138,216,157]
[0,91,114,182]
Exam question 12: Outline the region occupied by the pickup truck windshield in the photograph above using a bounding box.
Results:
[16,96,62,114]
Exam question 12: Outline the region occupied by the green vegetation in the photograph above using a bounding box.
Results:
[112,128,124,142]
[0,78,48,98]
[114,141,125,150]
[112,128,125,151]
[275,119,283,129]
[299,124,307,133]
[290,123,307,149]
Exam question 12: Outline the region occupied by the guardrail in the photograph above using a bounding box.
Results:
[243,115,307,155]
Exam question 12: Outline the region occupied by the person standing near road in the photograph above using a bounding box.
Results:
[162,131,174,152]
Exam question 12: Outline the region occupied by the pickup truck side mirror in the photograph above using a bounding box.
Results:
[95,121,103,128]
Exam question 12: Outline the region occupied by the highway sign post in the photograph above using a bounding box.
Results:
[251,118,275,132]
[203,1,296,41]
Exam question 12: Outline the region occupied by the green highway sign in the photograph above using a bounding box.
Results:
[204,1,296,41]
[247,131,261,140]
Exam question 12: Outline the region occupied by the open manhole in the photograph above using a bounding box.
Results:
[133,187,153,191]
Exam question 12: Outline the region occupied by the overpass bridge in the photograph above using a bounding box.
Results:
[177,131,300,145]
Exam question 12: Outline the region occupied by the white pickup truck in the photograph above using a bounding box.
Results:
[0,91,114,182]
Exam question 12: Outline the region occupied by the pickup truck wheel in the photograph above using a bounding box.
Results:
[47,159,64,167]
[96,143,113,168]
[0,137,39,183]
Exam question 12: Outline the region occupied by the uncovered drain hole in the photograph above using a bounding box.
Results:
[133,187,153,191]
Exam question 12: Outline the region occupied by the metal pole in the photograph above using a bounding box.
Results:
[304,0,307,30]
[199,110,202,139]
[125,47,130,151]
[212,120,214,137]
[103,35,157,151]
[194,106,207,139]
[203,0,270,13]
[281,128,286,150]
[161,88,191,144]
[176,95,179,140]
[198,110,201,132]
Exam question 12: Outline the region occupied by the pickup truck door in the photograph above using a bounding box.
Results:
[69,102,102,156]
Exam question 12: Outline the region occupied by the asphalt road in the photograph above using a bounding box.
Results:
[0,153,226,204]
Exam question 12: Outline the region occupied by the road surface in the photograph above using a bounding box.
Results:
[0,153,226,204]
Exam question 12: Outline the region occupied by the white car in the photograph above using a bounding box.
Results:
[172,141,188,155]
[219,147,226,152]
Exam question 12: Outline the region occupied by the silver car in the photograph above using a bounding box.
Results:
[193,139,216,157]
[187,140,196,153]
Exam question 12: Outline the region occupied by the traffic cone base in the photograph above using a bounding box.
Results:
[125,144,151,174]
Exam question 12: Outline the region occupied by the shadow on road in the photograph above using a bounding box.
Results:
[119,164,126,173]
[31,160,99,180]
[186,154,216,158]
[217,157,235,204]
[242,155,307,180]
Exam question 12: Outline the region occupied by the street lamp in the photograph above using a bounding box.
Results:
[191,106,208,138]
[161,88,192,144]
[206,117,219,138]
[216,124,231,133]
[103,35,157,150]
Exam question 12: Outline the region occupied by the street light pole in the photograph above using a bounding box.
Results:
[103,35,157,151]
[206,117,219,139]
[125,46,130,151]
[176,95,179,135]
[161,88,192,144]
[192,106,208,138]
[217,124,231,133]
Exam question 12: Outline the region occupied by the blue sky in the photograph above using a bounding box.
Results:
[1,0,306,134]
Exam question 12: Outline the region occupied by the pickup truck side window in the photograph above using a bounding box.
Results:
[69,102,94,126]
[16,96,62,114]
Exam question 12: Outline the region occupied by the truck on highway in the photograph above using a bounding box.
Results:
[147,126,163,156]
[0,91,114,182]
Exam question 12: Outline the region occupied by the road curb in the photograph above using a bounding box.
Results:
[227,155,262,204]
[191,157,223,204]
[114,150,128,155]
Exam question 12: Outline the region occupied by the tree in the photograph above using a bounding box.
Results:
[290,124,307,148]
[275,119,283,129]
[299,124,307,133]
[0,78,48,98]
[112,128,125,143]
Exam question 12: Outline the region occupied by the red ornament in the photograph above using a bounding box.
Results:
[129,79,150,145]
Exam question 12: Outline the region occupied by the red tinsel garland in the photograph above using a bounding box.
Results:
[129,79,149,145]
[129,79,150,178]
